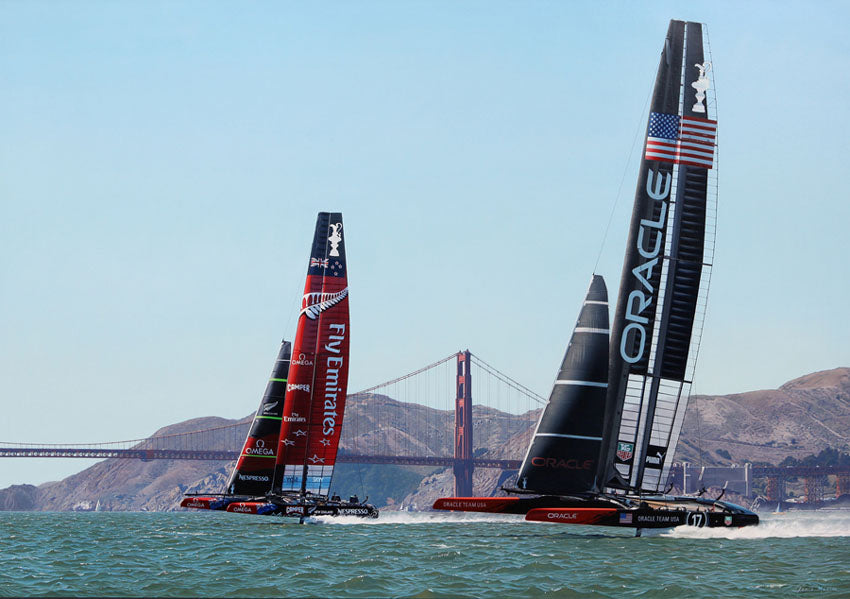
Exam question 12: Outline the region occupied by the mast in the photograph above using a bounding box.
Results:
[515,275,609,495]
[599,20,717,493]
[273,213,351,498]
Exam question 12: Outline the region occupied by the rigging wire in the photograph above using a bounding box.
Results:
[693,385,705,474]
[688,21,719,478]
[591,75,655,274]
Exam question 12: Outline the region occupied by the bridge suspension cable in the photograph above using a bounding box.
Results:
[470,353,547,405]
[350,352,458,396]
[2,350,544,467]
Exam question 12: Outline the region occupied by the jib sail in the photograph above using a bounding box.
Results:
[516,275,609,495]
[599,20,717,493]
[273,213,350,497]
[226,340,291,496]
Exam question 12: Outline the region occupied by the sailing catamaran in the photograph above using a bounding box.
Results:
[181,212,378,519]
[433,20,758,531]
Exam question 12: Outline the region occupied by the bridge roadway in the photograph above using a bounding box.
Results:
[4,447,850,479]
[0,447,521,469]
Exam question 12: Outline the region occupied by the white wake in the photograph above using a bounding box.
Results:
[664,510,850,539]
[312,508,850,537]
[310,510,525,526]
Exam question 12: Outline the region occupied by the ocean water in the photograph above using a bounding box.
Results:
[1,510,849,598]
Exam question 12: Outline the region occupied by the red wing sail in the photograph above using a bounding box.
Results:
[273,213,350,496]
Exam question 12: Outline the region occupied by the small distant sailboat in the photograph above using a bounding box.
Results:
[433,20,758,532]
[181,212,378,519]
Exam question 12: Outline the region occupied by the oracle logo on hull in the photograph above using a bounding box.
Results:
[546,511,578,521]
[620,170,671,365]
[531,457,594,470]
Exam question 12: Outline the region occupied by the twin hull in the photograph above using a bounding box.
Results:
[432,496,759,529]
[180,495,378,519]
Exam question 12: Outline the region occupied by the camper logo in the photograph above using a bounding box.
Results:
[616,442,634,462]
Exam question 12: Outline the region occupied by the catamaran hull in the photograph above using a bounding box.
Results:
[181,495,378,519]
[525,507,758,529]
[433,496,617,514]
[225,500,378,519]
[180,496,234,511]
[433,495,759,529]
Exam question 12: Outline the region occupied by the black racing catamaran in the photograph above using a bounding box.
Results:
[181,212,378,519]
[434,20,758,532]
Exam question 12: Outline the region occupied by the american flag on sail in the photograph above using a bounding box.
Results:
[644,112,717,169]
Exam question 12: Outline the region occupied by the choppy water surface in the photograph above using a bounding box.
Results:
[2,510,849,597]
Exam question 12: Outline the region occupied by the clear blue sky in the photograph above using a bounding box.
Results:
[2,1,848,488]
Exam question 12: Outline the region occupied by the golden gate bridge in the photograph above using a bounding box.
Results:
[3,350,849,502]
[0,351,545,496]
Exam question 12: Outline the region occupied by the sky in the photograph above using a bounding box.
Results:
[2,0,849,489]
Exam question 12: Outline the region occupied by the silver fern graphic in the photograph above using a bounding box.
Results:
[300,288,349,320]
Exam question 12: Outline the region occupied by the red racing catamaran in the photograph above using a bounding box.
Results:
[181,212,377,520]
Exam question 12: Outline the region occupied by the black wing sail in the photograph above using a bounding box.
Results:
[599,20,717,493]
[227,340,291,496]
[516,275,609,495]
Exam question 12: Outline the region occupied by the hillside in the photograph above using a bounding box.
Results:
[677,367,850,466]
[1,368,848,510]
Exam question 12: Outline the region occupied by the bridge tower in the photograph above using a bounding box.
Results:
[837,475,850,498]
[765,475,785,502]
[454,350,474,497]
[804,475,826,505]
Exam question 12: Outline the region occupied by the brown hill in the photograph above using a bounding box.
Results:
[34,416,246,512]
[0,395,536,511]
[677,367,850,466]
[0,484,39,510]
